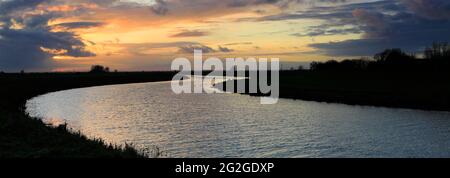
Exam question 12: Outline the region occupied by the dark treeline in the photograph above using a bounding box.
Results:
[217,42,450,111]
[310,42,450,72]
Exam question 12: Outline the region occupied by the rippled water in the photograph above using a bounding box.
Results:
[26,78,450,158]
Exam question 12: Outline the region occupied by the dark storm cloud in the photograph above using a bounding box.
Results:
[0,0,49,14]
[0,0,96,71]
[311,15,450,56]
[308,0,450,56]
[257,11,351,21]
[401,0,450,20]
[146,0,450,57]
[0,28,96,71]
[255,0,394,21]
[149,0,349,16]
[54,22,105,29]
[239,0,450,57]
[150,0,169,15]
[290,27,362,37]
[250,0,450,56]
[149,0,280,16]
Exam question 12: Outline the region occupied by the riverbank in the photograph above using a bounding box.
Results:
[0,72,175,158]
[216,70,450,111]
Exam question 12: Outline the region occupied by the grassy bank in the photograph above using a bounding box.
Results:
[217,70,450,111]
[0,72,175,158]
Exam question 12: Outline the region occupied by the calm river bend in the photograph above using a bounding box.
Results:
[26,78,450,158]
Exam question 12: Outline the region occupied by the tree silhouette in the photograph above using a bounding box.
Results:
[90,65,110,73]
[425,42,450,60]
[310,42,450,72]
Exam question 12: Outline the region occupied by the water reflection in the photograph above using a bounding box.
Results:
[26,78,450,158]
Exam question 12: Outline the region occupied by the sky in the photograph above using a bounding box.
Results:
[0,0,450,72]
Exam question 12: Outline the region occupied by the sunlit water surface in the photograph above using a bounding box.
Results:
[26,78,450,158]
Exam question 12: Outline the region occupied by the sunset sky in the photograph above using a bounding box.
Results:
[1,0,450,72]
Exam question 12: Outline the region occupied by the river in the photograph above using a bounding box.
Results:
[26,78,450,157]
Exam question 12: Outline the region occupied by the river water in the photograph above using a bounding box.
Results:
[26,78,450,157]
